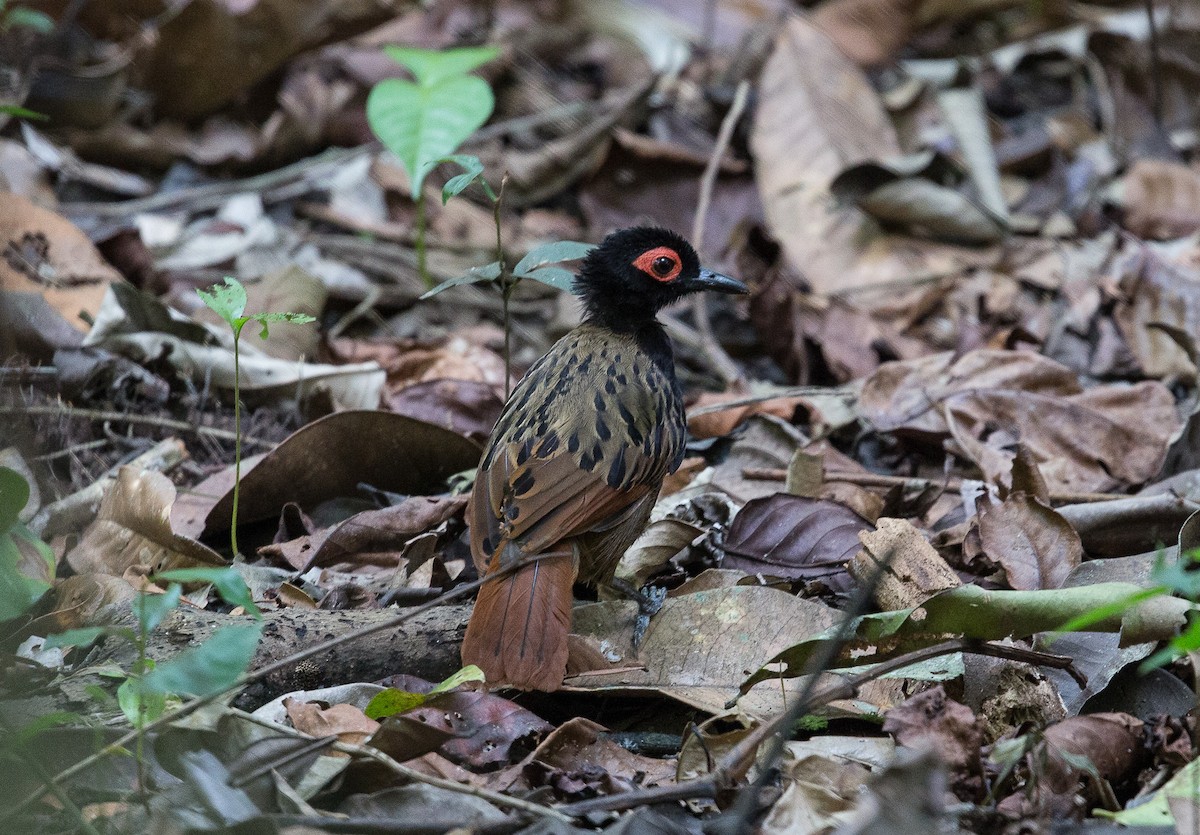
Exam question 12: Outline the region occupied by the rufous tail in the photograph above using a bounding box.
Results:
[461,549,575,691]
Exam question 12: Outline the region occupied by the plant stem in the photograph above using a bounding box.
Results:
[416,192,430,289]
[230,327,243,559]
[134,594,147,806]
[492,174,511,397]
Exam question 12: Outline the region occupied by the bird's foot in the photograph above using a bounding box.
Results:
[609,578,667,650]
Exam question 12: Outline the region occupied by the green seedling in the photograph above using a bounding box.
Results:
[0,466,54,620]
[366,45,498,288]
[196,277,315,558]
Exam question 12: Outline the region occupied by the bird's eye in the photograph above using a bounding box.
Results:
[633,246,682,282]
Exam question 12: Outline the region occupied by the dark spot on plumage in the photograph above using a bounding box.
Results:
[604,378,616,394]
[513,470,536,496]
[580,451,594,470]
[616,373,627,385]
[579,357,592,375]
[541,431,560,455]
[517,438,534,465]
[591,442,604,464]
[600,347,608,359]
[633,362,642,377]
[505,504,520,521]
[595,418,611,441]
[614,353,622,364]
[617,402,642,445]
[482,535,494,553]
[536,420,548,436]
[568,433,580,453]
[607,455,626,487]
[654,424,664,453]
[593,392,606,412]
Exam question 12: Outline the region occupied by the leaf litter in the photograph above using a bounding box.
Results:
[5,0,1200,832]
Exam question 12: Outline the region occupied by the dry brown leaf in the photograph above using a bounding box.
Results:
[851,518,960,611]
[1113,244,1200,380]
[284,698,379,746]
[975,492,1082,591]
[1121,159,1200,241]
[0,193,121,330]
[813,0,922,67]
[751,15,989,296]
[68,467,226,578]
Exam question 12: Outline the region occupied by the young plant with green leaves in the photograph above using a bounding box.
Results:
[45,567,263,798]
[0,466,53,620]
[366,45,498,288]
[196,277,316,557]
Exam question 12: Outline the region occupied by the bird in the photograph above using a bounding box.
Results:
[460,226,748,691]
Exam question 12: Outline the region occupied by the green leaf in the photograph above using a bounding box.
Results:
[43,626,135,650]
[156,567,260,618]
[512,241,595,276]
[367,75,495,200]
[0,466,29,531]
[419,262,502,299]
[136,585,182,634]
[365,665,485,719]
[0,104,47,120]
[118,673,169,728]
[5,7,53,33]
[383,45,498,87]
[247,311,317,340]
[0,528,53,620]
[11,712,86,746]
[142,623,262,696]
[196,277,248,327]
[441,154,485,204]
[520,266,576,292]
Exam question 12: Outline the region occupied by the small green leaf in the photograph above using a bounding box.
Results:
[0,104,47,120]
[136,585,182,634]
[365,688,425,719]
[419,262,502,299]
[0,529,53,620]
[247,311,317,340]
[5,7,53,33]
[156,567,260,618]
[512,241,595,276]
[0,466,29,531]
[118,671,169,728]
[520,266,576,293]
[11,712,86,746]
[441,154,485,204]
[383,45,499,87]
[43,626,135,650]
[367,74,495,199]
[196,277,248,327]
[364,665,485,719]
[142,623,262,696]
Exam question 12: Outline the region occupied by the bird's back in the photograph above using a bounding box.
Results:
[468,322,685,577]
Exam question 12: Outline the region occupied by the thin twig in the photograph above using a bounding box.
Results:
[1144,0,1163,127]
[3,553,552,823]
[60,145,373,217]
[0,405,274,449]
[233,711,572,824]
[741,466,1129,505]
[684,385,854,418]
[558,638,1083,819]
[687,79,750,387]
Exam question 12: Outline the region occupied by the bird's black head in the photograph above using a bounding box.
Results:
[574,227,747,330]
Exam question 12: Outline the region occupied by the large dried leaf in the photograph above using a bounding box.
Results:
[861,350,1182,492]
[723,494,871,587]
[1121,159,1200,241]
[0,193,120,330]
[203,411,480,534]
[751,15,988,295]
[68,467,225,577]
[975,492,1082,591]
[1113,244,1200,380]
[569,585,838,716]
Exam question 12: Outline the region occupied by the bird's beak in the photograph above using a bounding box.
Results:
[693,268,749,295]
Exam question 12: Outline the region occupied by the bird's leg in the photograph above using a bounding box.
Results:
[608,577,667,649]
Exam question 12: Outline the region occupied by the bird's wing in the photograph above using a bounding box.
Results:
[468,327,682,570]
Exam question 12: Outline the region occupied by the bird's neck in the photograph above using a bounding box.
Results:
[582,300,661,335]
[580,312,675,376]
